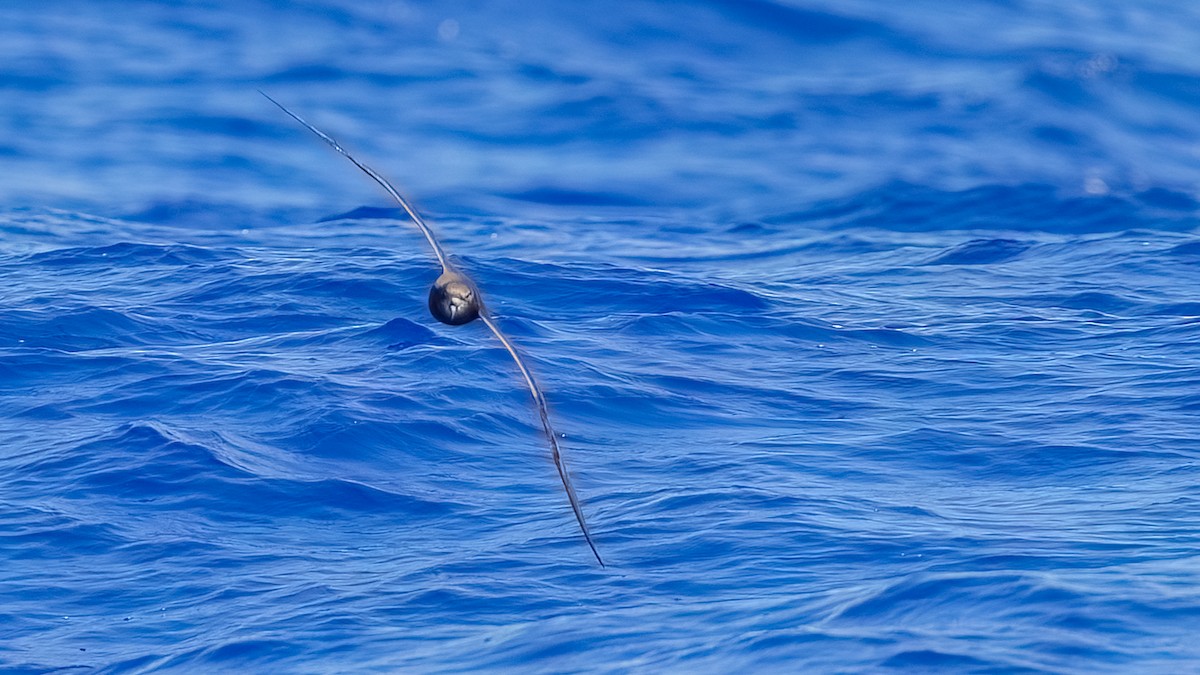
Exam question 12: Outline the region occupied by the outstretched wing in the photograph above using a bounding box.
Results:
[480,313,605,567]
[259,91,450,270]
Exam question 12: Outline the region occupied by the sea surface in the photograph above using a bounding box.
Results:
[3,1,1200,672]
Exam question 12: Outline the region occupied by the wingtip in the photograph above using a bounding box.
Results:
[583,522,605,567]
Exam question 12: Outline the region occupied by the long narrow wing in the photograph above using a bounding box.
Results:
[259,91,450,270]
[480,313,605,567]
[264,92,604,566]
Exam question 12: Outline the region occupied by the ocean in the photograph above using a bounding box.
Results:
[2,1,1199,672]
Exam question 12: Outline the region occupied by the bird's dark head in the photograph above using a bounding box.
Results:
[428,271,481,325]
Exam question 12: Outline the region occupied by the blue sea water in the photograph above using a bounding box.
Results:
[3,0,1200,672]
